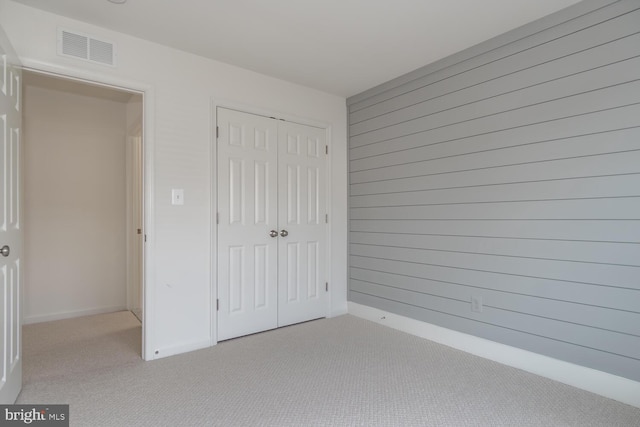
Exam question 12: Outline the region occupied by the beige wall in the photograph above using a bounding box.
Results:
[23,74,131,323]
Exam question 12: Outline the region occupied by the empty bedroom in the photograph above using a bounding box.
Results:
[0,0,639,425]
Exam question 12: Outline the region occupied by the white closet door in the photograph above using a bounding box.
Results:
[0,41,22,404]
[277,121,327,327]
[217,108,279,341]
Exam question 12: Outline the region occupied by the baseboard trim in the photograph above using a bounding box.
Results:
[329,304,348,318]
[23,305,128,325]
[348,302,640,408]
[152,339,211,360]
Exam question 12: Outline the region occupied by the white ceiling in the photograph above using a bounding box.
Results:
[12,0,583,97]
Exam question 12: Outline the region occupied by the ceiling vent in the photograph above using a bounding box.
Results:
[57,28,116,67]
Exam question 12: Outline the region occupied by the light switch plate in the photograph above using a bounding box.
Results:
[171,189,184,205]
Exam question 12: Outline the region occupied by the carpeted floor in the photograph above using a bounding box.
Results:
[21,311,142,385]
[17,312,640,426]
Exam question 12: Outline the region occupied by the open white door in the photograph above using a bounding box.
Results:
[0,26,22,404]
[127,131,143,322]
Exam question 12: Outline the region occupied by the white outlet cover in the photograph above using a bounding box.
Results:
[471,296,483,313]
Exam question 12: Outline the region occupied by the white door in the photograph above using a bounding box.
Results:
[217,108,327,340]
[0,32,22,404]
[277,121,327,327]
[129,133,143,322]
[217,108,279,340]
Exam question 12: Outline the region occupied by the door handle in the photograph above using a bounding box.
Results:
[0,245,9,257]
[280,230,288,237]
[269,230,278,238]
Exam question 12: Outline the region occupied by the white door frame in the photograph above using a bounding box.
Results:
[20,59,155,361]
[210,98,333,345]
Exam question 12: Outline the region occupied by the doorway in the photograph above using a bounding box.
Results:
[22,71,144,356]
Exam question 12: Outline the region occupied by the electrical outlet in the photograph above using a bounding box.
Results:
[471,296,483,313]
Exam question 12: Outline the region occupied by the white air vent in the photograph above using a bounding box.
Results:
[58,28,116,67]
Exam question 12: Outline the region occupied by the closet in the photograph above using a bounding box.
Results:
[216,107,328,340]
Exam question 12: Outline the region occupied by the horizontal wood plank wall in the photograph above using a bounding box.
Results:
[346,0,640,381]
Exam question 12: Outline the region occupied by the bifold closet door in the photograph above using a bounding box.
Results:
[217,108,327,341]
[277,120,327,327]
[217,108,279,341]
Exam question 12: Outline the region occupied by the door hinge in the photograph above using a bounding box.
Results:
[325,145,328,155]
[325,282,328,292]
[137,228,142,235]
[216,126,219,139]
[144,234,147,242]
[216,299,219,311]
[216,212,219,224]
[325,214,328,224]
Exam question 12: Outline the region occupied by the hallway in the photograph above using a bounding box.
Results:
[22,311,141,385]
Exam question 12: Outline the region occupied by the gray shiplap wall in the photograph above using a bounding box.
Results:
[346,0,640,382]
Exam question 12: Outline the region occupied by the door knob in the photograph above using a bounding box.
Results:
[280,229,288,237]
[0,245,9,257]
[269,230,278,238]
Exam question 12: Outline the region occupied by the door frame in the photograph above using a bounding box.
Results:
[210,98,333,345]
[21,59,155,361]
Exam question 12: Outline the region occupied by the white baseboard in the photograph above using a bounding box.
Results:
[23,305,128,325]
[348,302,640,408]
[329,303,348,318]
[152,339,211,360]
[131,308,143,322]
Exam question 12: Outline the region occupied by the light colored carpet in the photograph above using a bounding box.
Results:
[17,312,640,426]
[22,311,142,384]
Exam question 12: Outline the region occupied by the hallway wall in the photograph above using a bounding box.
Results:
[23,74,131,323]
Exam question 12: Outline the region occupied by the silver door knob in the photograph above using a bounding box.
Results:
[0,245,9,257]
[280,230,288,237]
[269,230,278,238]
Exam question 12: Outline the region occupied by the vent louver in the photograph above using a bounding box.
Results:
[61,31,87,59]
[58,29,116,67]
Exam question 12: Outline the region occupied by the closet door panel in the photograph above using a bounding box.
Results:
[277,121,327,327]
[217,108,278,340]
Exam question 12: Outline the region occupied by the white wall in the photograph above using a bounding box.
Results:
[23,76,128,323]
[0,0,348,358]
